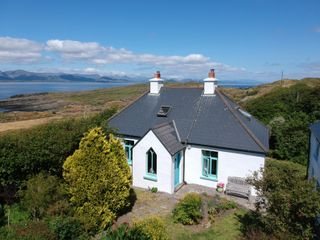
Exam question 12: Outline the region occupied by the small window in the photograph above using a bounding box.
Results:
[124,140,134,165]
[202,150,218,180]
[146,148,157,175]
[157,105,171,117]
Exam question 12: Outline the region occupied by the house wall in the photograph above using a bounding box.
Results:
[308,132,320,186]
[184,145,265,195]
[132,131,174,193]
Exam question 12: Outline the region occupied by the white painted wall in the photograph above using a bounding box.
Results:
[184,145,265,195]
[132,131,175,193]
[308,132,320,185]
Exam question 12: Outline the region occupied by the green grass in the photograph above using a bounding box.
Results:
[166,209,245,240]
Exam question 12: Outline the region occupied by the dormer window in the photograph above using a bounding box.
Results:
[157,105,171,117]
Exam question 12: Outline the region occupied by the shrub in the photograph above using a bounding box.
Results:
[215,198,237,212]
[48,216,88,240]
[246,159,320,239]
[0,108,116,191]
[3,204,30,225]
[19,172,66,219]
[63,128,132,231]
[133,216,169,240]
[0,220,56,240]
[150,187,158,193]
[103,223,149,240]
[172,193,202,225]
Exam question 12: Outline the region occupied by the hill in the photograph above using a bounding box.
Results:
[1,78,319,166]
[222,78,320,165]
[0,70,135,82]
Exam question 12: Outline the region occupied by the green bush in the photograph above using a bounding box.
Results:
[244,83,320,165]
[19,172,66,219]
[246,159,320,239]
[133,216,169,240]
[63,128,132,231]
[0,220,56,240]
[0,108,116,190]
[48,216,88,240]
[150,187,158,193]
[4,204,30,225]
[172,193,202,225]
[215,198,237,212]
[103,223,149,240]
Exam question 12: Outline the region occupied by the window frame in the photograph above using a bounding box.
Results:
[124,139,134,165]
[201,150,218,181]
[144,148,157,181]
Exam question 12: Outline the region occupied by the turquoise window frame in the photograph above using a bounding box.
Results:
[124,140,134,165]
[201,150,218,181]
[145,148,157,181]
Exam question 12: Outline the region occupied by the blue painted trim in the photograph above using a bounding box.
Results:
[144,174,157,182]
[124,140,134,165]
[201,150,218,180]
[200,176,218,182]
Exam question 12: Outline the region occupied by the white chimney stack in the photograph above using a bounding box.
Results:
[149,71,164,95]
[203,69,217,95]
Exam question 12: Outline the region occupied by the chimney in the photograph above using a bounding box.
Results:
[149,71,164,95]
[203,69,217,95]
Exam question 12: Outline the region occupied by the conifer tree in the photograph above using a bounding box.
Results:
[63,127,131,231]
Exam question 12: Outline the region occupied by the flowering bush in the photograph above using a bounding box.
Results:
[217,182,224,188]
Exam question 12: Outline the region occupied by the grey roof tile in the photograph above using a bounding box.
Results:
[152,121,184,156]
[108,87,269,154]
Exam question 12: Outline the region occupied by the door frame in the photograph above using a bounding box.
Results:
[174,152,181,187]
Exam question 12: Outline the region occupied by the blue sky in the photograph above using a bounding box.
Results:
[0,0,319,81]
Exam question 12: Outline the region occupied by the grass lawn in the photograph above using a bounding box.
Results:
[165,208,245,240]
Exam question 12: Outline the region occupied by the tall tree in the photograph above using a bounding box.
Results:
[63,128,131,231]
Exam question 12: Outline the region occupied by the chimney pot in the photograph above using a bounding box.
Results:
[208,69,215,78]
[154,71,161,79]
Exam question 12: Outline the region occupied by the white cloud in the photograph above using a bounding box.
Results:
[0,36,249,79]
[0,37,43,63]
[46,39,104,60]
[44,39,246,78]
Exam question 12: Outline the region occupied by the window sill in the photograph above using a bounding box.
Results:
[200,176,218,182]
[144,175,157,182]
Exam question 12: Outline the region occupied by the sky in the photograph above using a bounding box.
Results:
[0,0,319,81]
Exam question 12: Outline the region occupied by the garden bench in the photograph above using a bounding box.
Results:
[225,176,251,199]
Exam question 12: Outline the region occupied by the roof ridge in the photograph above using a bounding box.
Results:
[216,89,268,153]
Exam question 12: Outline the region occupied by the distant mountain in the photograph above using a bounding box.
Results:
[0,70,136,83]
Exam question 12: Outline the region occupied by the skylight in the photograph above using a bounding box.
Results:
[238,108,252,120]
[157,105,171,117]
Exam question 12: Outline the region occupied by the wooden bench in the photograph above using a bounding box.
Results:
[225,176,251,199]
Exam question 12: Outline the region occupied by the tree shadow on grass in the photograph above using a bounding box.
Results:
[235,210,270,240]
[118,188,137,217]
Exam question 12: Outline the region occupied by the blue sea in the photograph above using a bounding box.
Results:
[0,81,136,101]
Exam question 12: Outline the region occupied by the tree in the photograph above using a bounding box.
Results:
[247,159,320,239]
[19,172,66,220]
[63,128,131,231]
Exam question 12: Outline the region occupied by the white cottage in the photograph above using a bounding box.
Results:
[108,70,269,194]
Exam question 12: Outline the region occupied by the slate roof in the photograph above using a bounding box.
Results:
[108,87,269,154]
[151,121,184,156]
[310,121,320,141]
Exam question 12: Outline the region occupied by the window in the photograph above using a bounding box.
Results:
[124,140,134,165]
[157,105,171,117]
[145,148,157,180]
[202,150,218,180]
